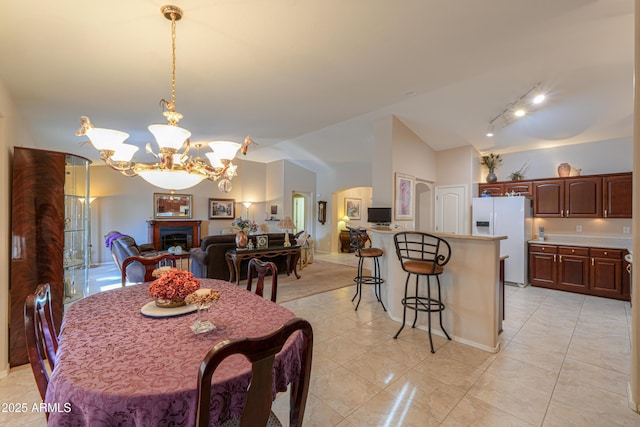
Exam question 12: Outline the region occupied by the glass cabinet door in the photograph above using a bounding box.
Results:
[64,154,90,303]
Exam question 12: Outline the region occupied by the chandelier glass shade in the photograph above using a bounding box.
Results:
[76,5,243,192]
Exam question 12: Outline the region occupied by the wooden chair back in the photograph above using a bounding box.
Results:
[247,258,278,302]
[24,283,59,403]
[121,253,176,286]
[196,318,313,427]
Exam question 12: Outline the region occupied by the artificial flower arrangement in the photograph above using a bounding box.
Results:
[480,152,502,171]
[148,269,200,301]
[231,217,258,233]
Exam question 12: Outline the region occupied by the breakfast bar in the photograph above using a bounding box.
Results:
[369,229,506,352]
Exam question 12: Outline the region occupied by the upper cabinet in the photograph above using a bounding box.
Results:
[482,172,631,219]
[603,173,632,218]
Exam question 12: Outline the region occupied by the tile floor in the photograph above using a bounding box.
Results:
[2,255,638,426]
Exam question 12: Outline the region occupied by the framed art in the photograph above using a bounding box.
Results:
[154,193,192,219]
[394,173,415,220]
[345,198,361,220]
[209,198,235,219]
[256,235,268,249]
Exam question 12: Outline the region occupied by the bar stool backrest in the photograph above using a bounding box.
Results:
[394,232,451,273]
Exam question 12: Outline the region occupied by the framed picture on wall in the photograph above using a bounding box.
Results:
[345,198,361,220]
[209,198,235,219]
[394,173,415,220]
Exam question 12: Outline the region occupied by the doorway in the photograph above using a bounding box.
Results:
[434,185,467,234]
[415,180,434,231]
[292,192,310,233]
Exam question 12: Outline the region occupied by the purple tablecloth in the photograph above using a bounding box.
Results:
[45,279,301,426]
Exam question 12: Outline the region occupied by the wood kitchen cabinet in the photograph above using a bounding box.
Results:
[533,177,601,218]
[603,173,632,218]
[478,183,504,197]
[504,181,532,196]
[529,243,628,300]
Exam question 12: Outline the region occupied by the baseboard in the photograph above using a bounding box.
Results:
[628,382,640,414]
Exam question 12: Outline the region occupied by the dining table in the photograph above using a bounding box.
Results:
[44,279,302,426]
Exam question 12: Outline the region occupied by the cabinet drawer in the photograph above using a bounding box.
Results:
[558,246,589,257]
[529,244,558,253]
[590,248,622,259]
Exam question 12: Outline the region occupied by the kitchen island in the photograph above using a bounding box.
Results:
[369,229,506,352]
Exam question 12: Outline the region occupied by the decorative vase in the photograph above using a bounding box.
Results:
[235,230,248,249]
[486,170,498,183]
[155,297,186,308]
[557,163,571,177]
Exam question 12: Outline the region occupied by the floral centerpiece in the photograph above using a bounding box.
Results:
[231,217,258,233]
[148,269,200,308]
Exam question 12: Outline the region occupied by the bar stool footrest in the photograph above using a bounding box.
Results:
[400,296,445,313]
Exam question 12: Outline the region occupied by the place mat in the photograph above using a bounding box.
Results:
[140,300,198,318]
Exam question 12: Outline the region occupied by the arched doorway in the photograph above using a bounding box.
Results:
[415,180,433,231]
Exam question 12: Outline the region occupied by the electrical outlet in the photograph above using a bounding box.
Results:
[576,225,582,232]
[623,226,631,234]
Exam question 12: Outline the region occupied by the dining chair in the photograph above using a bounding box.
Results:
[196,317,313,427]
[246,258,278,302]
[393,231,452,353]
[121,253,176,286]
[24,283,59,406]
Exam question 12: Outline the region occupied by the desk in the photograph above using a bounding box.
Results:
[225,246,301,286]
[45,280,301,426]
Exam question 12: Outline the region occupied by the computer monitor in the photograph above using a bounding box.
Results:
[367,207,392,225]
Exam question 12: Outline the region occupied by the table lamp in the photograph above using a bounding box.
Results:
[278,216,295,247]
[341,215,350,230]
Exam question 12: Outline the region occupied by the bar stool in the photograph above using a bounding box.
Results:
[393,231,451,353]
[348,227,386,311]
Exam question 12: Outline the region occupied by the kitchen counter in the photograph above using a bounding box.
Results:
[529,234,631,251]
[369,230,506,352]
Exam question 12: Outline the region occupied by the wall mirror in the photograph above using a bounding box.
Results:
[153,193,193,219]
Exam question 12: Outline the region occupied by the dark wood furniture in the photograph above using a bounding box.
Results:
[24,283,58,409]
[196,317,313,427]
[246,258,278,302]
[480,172,631,219]
[121,254,177,286]
[10,147,90,367]
[225,246,301,286]
[529,243,629,300]
[147,219,202,250]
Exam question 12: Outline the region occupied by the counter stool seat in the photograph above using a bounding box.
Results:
[393,232,452,353]
[348,227,386,311]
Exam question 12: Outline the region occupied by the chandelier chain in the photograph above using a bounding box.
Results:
[169,12,177,113]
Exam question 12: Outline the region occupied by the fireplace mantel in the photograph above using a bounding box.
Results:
[147,220,202,250]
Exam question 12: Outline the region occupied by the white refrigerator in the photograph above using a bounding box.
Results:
[472,196,532,286]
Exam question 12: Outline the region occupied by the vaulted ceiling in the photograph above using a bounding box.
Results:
[0,1,633,174]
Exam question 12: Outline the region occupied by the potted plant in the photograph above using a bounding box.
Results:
[480,153,502,182]
[509,164,527,181]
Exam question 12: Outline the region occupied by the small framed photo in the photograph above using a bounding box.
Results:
[270,205,278,215]
[209,198,235,220]
[256,235,268,249]
[394,173,415,220]
[345,198,361,220]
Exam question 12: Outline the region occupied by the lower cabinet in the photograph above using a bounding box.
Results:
[529,243,628,300]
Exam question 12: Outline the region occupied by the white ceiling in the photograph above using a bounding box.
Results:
[0,1,633,174]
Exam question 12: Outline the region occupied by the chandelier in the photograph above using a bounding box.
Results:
[75,5,245,192]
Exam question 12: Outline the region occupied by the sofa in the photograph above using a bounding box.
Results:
[190,233,289,280]
[105,231,159,283]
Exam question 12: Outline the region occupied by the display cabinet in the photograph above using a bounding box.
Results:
[10,147,90,366]
[63,155,91,304]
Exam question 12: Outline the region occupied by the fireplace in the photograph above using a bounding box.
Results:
[147,220,202,251]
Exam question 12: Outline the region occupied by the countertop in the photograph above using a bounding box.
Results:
[528,234,631,251]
